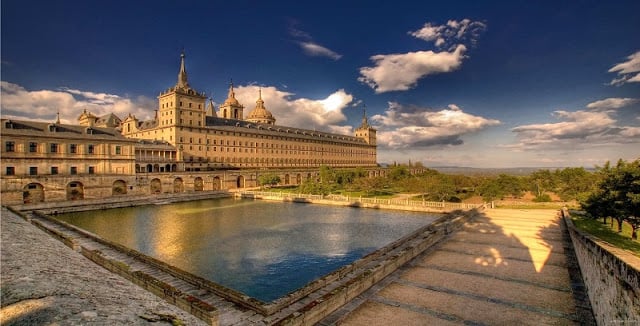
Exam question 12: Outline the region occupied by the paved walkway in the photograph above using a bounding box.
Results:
[0,207,207,326]
[323,209,593,325]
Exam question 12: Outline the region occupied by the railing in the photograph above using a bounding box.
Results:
[239,190,485,210]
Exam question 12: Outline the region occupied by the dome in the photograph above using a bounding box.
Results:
[246,89,276,124]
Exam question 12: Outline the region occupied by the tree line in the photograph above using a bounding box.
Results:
[257,159,639,239]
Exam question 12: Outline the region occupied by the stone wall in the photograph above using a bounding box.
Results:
[562,209,640,325]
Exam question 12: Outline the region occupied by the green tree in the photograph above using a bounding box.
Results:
[258,173,281,187]
[528,169,556,198]
[582,159,640,238]
[554,167,596,202]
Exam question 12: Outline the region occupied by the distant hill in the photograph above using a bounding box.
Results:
[428,166,596,176]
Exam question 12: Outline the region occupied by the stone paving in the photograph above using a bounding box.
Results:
[0,207,207,326]
[322,209,595,325]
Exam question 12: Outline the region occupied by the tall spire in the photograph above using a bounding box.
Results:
[359,104,370,128]
[176,51,189,89]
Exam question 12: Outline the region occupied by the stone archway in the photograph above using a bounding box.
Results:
[236,175,245,188]
[150,178,162,194]
[23,183,44,204]
[296,174,302,185]
[213,176,221,190]
[66,181,84,200]
[174,178,184,193]
[194,177,204,191]
[284,174,290,185]
[112,180,127,195]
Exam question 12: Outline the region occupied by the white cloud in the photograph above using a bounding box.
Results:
[410,18,487,48]
[232,85,354,133]
[608,51,640,85]
[509,107,640,151]
[358,44,467,93]
[370,102,500,148]
[586,97,639,110]
[298,41,342,60]
[0,81,155,124]
[289,26,342,60]
[360,18,485,93]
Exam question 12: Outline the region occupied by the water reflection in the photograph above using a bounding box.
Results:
[57,198,436,302]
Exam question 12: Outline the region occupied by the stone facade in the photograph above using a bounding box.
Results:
[119,52,377,170]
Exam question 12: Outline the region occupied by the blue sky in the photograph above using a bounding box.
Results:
[2,0,639,168]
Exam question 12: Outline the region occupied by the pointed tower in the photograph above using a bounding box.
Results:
[218,81,244,120]
[156,51,207,132]
[355,106,376,145]
[206,97,217,117]
[246,88,276,125]
[176,51,189,90]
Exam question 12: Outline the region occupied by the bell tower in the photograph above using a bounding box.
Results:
[355,106,376,145]
[219,81,244,120]
[157,51,207,129]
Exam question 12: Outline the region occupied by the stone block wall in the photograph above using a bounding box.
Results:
[563,209,640,325]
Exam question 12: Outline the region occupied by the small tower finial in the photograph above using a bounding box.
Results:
[56,111,61,124]
[177,50,189,89]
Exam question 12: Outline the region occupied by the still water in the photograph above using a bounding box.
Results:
[57,198,437,302]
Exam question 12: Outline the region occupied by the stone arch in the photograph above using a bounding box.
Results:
[146,164,153,173]
[194,177,204,191]
[173,178,184,193]
[66,181,84,200]
[284,174,290,185]
[171,164,177,172]
[236,175,245,188]
[112,180,127,195]
[154,164,160,172]
[23,183,44,204]
[296,174,302,185]
[213,176,221,190]
[150,178,162,194]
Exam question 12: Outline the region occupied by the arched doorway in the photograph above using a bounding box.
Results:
[146,164,153,173]
[296,174,302,185]
[150,178,162,194]
[284,174,290,185]
[194,177,204,191]
[173,178,184,193]
[112,180,127,195]
[213,176,221,190]
[23,183,44,204]
[66,181,84,200]
[236,175,244,188]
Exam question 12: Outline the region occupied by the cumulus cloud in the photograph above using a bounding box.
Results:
[608,51,640,86]
[370,102,500,148]
[0,81,155,124]
[359,19,485,93]
[509,101,640,151]
[289,26,342,60]
[410,18,487,48]
[586,97,639,111]
[232,85,354,132]
[358,44,467,93]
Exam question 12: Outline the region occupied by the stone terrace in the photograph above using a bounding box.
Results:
[322,209,595,325]
[0,207,207,326]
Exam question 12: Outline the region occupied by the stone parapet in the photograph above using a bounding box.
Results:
[562,208,640,325]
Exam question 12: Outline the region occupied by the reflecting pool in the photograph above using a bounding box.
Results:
[56,198,437,302]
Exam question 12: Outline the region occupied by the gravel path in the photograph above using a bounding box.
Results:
[0,207,207,326]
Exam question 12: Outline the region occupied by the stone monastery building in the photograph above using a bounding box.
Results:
[0,53,378,204]
[119,52,377,171]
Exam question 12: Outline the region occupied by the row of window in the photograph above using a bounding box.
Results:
[5,166,95,176]
[4,141,121,155]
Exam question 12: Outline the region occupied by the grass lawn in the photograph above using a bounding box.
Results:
[571,214,640,256]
